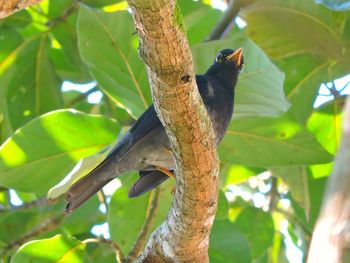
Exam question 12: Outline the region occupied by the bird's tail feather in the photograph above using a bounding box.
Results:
[65,162,114,213]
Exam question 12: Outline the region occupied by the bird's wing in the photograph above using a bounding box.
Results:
[128,170,171,198]
[106,104,163,162]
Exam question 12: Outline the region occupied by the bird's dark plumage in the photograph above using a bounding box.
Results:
[65,48,244,213]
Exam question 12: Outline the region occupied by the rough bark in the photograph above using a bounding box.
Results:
[127,0,220,262]
[307,96,350,263]
[0,0,42,18]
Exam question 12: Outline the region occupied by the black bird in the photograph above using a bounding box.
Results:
[65,48,244,213]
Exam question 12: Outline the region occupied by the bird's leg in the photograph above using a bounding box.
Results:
[155,166,174,178]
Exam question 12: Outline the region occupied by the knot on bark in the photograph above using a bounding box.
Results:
[181,75,191,83]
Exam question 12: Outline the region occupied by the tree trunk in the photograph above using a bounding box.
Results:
[308,96,350,263]
[127,0,220,262]
[0,0,42,18]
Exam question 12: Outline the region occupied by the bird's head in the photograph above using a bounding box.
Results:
[207,48,244,82]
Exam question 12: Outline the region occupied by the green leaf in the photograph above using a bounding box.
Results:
[272,166,310,219]
[219,114,333,167]
[192,38,289,119]
[2,36,63,130]
[235,207,274,259]
[216,191,229,220]
[224,165,263,186]
[48,0,92,82]
[0,211,43,245]
[108,173,173,254]
[244,0,345,59]
[12,234,85,263]
[77,6,151,117]
[277,53,347,123]
[308,97,344,155]
[0,26,23,63]
[209,219,251,263]
[0,110,120,194]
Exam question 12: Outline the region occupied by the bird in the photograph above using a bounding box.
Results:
[65,48,244,213]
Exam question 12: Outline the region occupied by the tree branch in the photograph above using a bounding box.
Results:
[205,0,256,42]
[0,197,57,213]
[127,0,220,262]
[307,96,350,263]
[0,0,43,18]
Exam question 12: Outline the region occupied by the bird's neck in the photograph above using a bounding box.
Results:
[206,67,238,93]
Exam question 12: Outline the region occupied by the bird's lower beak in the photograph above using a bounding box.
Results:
[227,47,243,67]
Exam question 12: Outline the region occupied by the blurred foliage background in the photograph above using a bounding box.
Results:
[0,0,350,262]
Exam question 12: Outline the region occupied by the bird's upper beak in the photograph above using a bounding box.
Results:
[226,48,243,67]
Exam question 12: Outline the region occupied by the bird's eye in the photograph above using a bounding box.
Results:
[215,53,223,62]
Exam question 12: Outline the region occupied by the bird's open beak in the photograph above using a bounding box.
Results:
[226,47,243,67]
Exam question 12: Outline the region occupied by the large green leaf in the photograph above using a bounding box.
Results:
[219,114,333,167]
[209,219,251,263]
[77,6,151,117]
[243,0,345,59]
[192,38,289,119]
[0,110,120,194]
[235,207,274,259]
[0,26,23,63]
[276,53,348,123]
[2,36,63,130]
[12,235,85,263]
[108,173,173,254]
[48,0,92,82]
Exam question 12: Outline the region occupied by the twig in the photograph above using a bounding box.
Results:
[0,197,58,213]
[124,188,160,263]
[205,0,256,41]
[3,212,65,255]
[45,0,80,27]
[268,176,279,211]
[97,189,109,214]
[83,237,124,263]
[65,86,98,108]
[275,207,312,238]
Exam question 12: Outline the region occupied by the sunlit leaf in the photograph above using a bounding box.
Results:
[12,235,85,263]
[308,97,344,154]
[0,110,119,194]
[77,6,151,117]
[219,114,333,167]
[2,36,63,130]
[243,0,345,59]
